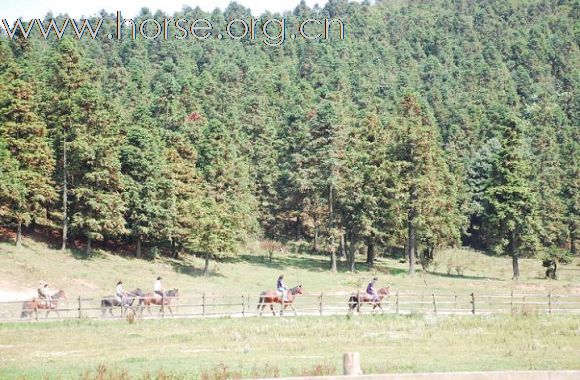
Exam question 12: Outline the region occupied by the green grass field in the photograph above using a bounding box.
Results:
[0,237,579,379]
[1,237,579,301]
[0,314,579,379]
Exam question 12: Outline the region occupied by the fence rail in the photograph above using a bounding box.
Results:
[2,291,580,322]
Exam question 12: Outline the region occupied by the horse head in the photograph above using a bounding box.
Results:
[378,287,390,299]
[131,288,145,297]
[292,285,303,295]
[52,290,67,300]
[167,289,179,297]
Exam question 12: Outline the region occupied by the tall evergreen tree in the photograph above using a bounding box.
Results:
[0,63,56,246]
[483,110,540,279]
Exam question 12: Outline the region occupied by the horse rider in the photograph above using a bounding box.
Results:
[366,277,379,302]
[154,276,165,299]
[116,280,128,307]
[277,274,289,302]
[37,280,52,307]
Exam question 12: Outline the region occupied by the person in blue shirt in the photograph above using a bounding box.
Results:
[277,274,289,302]
[366,277,379,302]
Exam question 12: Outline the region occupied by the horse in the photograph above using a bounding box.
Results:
[21,290,67,319]
[100,288,145,318]
[141,289,179,316]
[257,285,303,316]
[348,287,390,313]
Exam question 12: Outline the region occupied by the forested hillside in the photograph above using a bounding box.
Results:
[0,0,577,278]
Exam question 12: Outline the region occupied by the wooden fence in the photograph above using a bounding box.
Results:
[1,291,580,322]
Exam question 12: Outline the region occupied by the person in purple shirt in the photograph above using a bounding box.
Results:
[366,277,379,302]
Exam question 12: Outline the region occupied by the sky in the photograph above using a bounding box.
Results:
[1,0,329,21]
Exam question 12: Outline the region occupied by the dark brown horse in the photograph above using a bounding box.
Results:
[258,285,303,316]
[141,289,178,316]
[21,290,67,319]
[348,287,390,313]
[100,288,145,317]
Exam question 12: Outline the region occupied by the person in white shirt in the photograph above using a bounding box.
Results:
[116,280,127,306]
[154,276,164,299]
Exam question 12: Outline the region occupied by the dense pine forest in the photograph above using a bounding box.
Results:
[0,0,577,278]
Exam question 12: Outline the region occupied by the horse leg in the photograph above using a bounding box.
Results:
[291,303,297,317]
[270,304,276,316]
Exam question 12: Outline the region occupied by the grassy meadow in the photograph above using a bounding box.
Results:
[0,314,579,379]
[1,237,579,378]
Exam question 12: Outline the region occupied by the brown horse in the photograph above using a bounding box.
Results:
[141,289,178,316]
[348,287,390,313]
[258,285,303,316]
[21,290,67,319]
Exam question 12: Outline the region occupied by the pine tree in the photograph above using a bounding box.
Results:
[42,38,85,251]
[483,110,540,280]
[68,83,127,255]
[120,124,169,258]
[0,63,56,246]
[391,95,461,275]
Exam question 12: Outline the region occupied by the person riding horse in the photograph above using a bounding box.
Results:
[277,274,289,302]
[37,280,52,308]
[116,280,129,307]
[154,276,165,300]
[366,277,379,303]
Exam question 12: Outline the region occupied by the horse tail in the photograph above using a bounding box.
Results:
[21,301,32,318]
[257,296,263,310]
[20,302,27,318]
[348,295,357,310]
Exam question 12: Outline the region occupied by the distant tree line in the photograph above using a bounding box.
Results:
[0,0,577,278]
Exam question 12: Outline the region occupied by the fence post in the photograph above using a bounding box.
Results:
[510,290,514,314]
[319,292,323,316]
[202,293,206,317]
[395,291,399,315]
[432,293,437,314]
[548,291,552,314]
[471,293,475,315]
[454,292,457,314]
[242,295,245,317]
[78,296,82,319]
[343,352,362,375]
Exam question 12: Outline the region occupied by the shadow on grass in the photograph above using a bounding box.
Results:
[237,253,411,275]
[426,271,503,281]
[169,261,225,278]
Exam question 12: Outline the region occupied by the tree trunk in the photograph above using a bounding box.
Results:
[136,235,142,258]
[571,230,576,254]
[348,231,356,272]
[510,233,519,280]
[61,133,68,252]
[203,253,211,277]
[295,216,302,241]
[330,245,337,272]
[314,225,319,252]
[407,221,416,275]
[328,185,337,273]
[339,234,346,260]
[85,235,91,256]
[512,254,520,280]
[16,220,22,247]
[367,240,375,268]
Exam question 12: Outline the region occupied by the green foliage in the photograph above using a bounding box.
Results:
[0,0,576,277]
